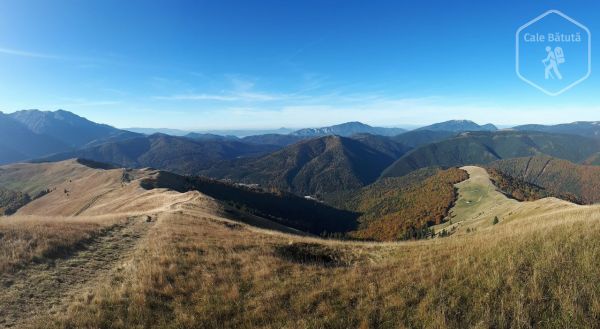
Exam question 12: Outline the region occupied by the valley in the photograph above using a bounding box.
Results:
[1,159,599,328]
[3,112,600,328]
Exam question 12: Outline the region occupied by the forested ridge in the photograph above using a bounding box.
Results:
[489,156,600,204]
[327,167,469,241]
[0,188,31,215]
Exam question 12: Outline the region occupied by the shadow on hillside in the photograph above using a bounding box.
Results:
[140,171,360,236]
[274,242,351,267]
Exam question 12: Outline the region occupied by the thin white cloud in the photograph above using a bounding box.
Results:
[52,98,122,108]
[153,91,286,102]
[234,92,281,101]
[0,46,103,63]
[228,76,255,91]
[70,100,122,107]
[153,94,240,101]
[153,74,316,103]
[0,47,63,59]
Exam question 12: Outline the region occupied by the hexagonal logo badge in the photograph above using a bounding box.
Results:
[516,10,591,96]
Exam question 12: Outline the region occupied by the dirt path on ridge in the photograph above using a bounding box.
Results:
[0,216,155,328]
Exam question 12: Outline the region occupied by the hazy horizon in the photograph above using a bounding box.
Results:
[0,108,568,131]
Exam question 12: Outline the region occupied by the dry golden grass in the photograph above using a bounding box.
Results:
[0,159,100,195]
[4,161,600,328]
[0,215,122,274]
[34,202,600,329]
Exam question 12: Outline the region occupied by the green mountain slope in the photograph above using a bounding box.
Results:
[202,135,411,196]
[391,130,457,148]
[241,134,308,146]
[38,134,279,175]
[185,133,239,142]
[382,131,600,178]
[513,121,600,139]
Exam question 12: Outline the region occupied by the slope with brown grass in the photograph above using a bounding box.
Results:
[0,159,101,196]
[36,184,600,329]
[0,159,292,327]
[4,161,600,328]
[0,215,153,328]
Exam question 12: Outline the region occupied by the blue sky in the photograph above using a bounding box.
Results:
[1,0,600,129]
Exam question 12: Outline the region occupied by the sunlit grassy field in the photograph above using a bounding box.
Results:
[31,203,600,329]
[3,163,600,328]
[0,215,121,274]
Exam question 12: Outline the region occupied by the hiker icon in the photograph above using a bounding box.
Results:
[542,46,565,80]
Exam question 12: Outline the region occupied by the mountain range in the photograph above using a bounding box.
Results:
[126,127,296,137]
[381,131,600,178]
[5,109,600,201]
[415,119,497,132]
[0,112,69,164]
[5,109,600,328]
[9,109,140,148]
[0,110,140,164]
[4,114,600,238]
[513,121,600,139]
[291,121,406,137]
[200,134,411,195]
[38,133,281,175]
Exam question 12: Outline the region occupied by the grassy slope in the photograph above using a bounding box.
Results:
[1,159,355,236]
[0,215,120,274]
[432,166,577,234]
[0,159,99,195]
[142,171,359,235]
[5,162,600,328]
[37,182,600,329]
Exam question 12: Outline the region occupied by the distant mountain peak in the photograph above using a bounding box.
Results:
[291,121,405,137]
[7,109,139,149]
[416,120,497,132]
[338,121,369,126]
